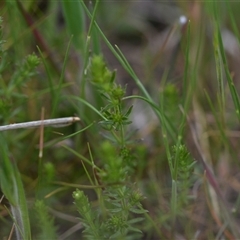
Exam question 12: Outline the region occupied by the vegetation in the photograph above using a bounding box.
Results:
[1,1,240,239]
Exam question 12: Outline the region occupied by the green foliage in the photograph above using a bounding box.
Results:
[61,0,86,53]
[98,141,127,183]
[89,55,132,132]
[0,17,9,121]
[70,54,146,239]
[0,53,40,122]
[8,54,40,93]
[73,189,101,239]
[34,200,57,240]
[171,144,196,207]
[0,16,4,54]
[2,1,240,239]
[161,83,181,130]
[96,142,137,184]
[0,21,31,238]
[162,84,179,113]
[89,55,115,92]
[0,134,31,240]
[73,186,147,240]
[43,162,56,183]
[102,186,146,239]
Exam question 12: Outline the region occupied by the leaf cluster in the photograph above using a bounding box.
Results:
[73,186,147,240]
[34,200,57,240]
[171,144,196,207]
[89,55,133,131]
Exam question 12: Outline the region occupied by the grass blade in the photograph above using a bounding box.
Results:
[213,4,240,121]
[0,134,31,240]
[61,0,85,53]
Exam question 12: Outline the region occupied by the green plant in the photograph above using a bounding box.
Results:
[2,1,240,239]
[70,54,147,239]
[34,200,57,240]
[171,144,196,209]
[73,186,146,240]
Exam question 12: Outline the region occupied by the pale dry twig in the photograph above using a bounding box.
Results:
[0,117,80,132]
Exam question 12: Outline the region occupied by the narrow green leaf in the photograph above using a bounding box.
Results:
[129,208,149,214]
[216,13,240,121]
[0,133,31,240]
[61,0,85,53]
[128,217,145,224]
[125,105,133,117]
[127,226,142,233]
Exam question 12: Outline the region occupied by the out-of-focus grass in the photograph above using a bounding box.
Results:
[1,1,240,239]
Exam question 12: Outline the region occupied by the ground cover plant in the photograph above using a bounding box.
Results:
[1,1,240,239]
